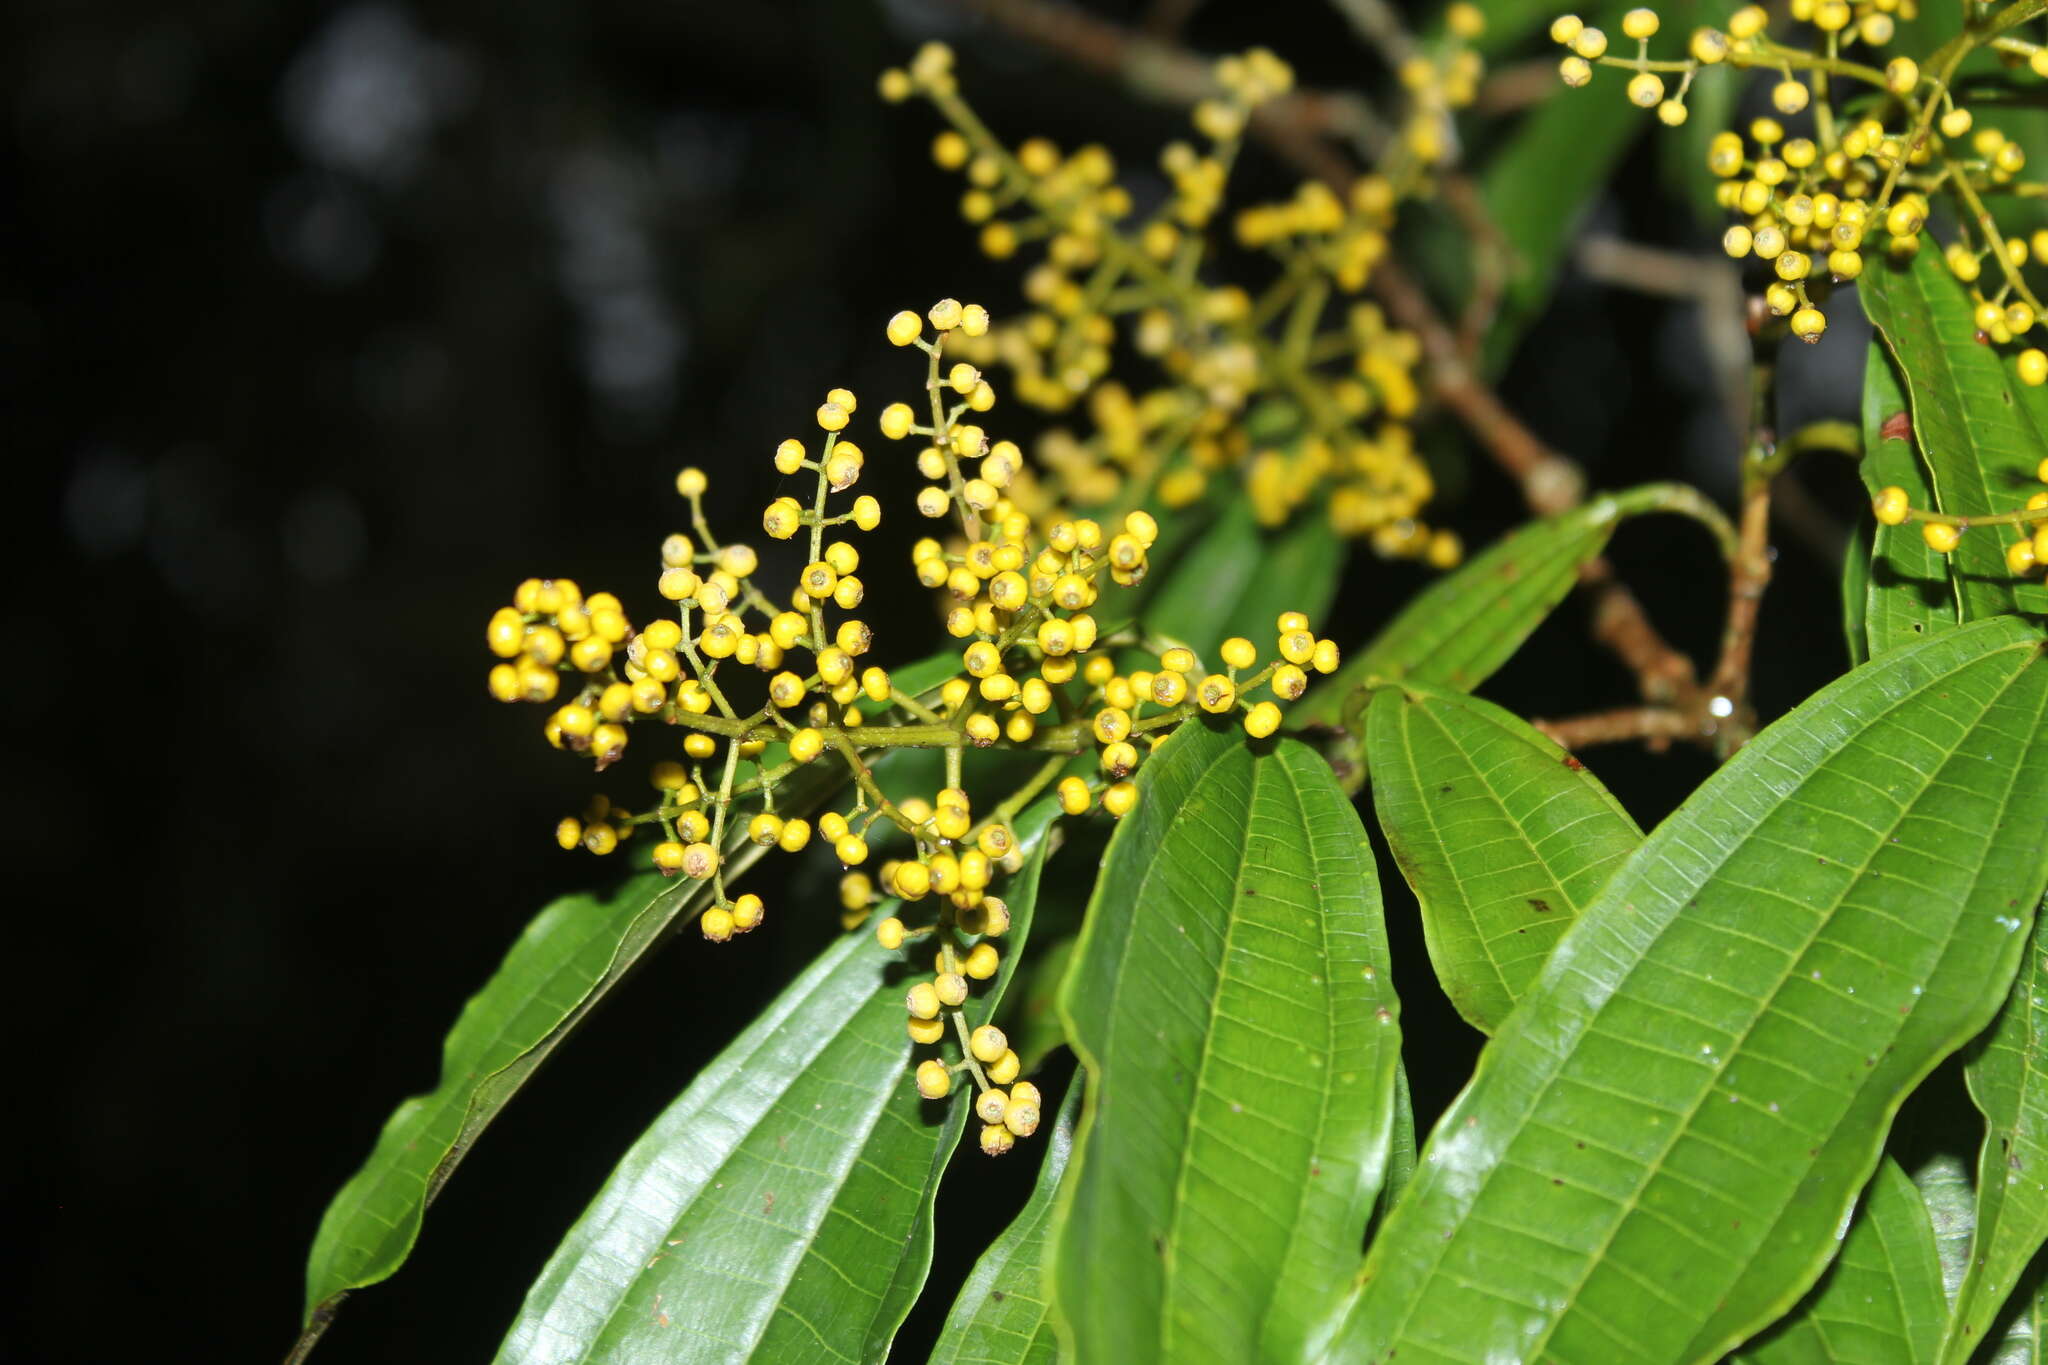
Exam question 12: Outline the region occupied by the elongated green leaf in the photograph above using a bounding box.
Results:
[1048,718,1400,1364]
[1376,1061,1418,1233]
[931,1076,1086,1365]
[1299,482,1704,729]
[1859,248,2048,625]
[1365,681,1642,1034]
[300,653,973,1328]
[1734,1158,1947,1364]
[495,800,1060,1364]
[1478,52,1639,375]
[303,869,704,1322]
[1944,899,2048,1363]
[1845,518,1874,668]
[1328,616,2048,1365]
[1858,339,1959,659]
[1143,497,1340,663]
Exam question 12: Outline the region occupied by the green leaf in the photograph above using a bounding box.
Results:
[1859,247,2048,625]
[1733,1158,1948,1365]
[1299,482,1702,729]
[1005,934,1076,1078]
[1047,718,1400,1364]
[1857,339,1960,659]
[300,653,977,1328]
[931,1076,1086,1365]
[1477,55,1641,375]
[1375,1061,1418,1234]
[1942,898,2048,1363]
[1364,681,1643,1034]
[302,870,708,1323]
[1142,498,1340,663]
[1844,517,1873,669]
[494,800,1061,1364]
[1327,615,2048,1364]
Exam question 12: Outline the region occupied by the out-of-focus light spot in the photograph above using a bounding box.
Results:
[282,488,368,584]
[277,3,473,186]
[548,146,684,429]
[63,447,149,556]
[265,173,381,283]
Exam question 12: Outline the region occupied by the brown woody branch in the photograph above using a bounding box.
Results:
[945,0,1753,746]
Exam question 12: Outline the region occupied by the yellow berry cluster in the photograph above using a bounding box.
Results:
[1874,457,2048,573]
[484,299,1343,1148]
[1554,3,2048,347]
[874,40,1461,564]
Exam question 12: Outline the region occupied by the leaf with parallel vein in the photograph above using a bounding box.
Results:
[491,800,1059,1365]
[1048,717,1400,1365]
[1325,616,2048,1365]
[931,1076,1086,1365]
[1365,681,1642,1033]
[1731,1158,1946,1364]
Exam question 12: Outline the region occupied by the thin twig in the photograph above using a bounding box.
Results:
[947,0,1710,725]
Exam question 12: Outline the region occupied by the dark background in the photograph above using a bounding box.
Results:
[9,1,1865,1360]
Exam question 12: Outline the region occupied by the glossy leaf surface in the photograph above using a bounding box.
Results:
[493,801,1059,1364]
[1365,681,1642,1033]
[1142,497,1340,663]
[1050,718,1400,1364]
[1860,249,2048,625]
[1327,617,2048,1364]
[1734,1158,1946,1365]
[1300,483,1703,730]
[1857,339,1958,660]
[930,1077,1085,1365]
[1944,900,2048,1363]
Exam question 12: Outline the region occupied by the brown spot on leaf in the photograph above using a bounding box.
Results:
[1880,410,1912,443]
[1528,898,1553,914]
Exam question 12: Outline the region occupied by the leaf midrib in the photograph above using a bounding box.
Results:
[1372,640,2036,1359]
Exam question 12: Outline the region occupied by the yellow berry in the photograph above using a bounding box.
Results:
[2006,539,2039,575]
[986,1049,1021,1086]
[1197,674,1237,713]
[2020,350,2048,387]
[1790,307,1826,342]
[909,1015,946,1045]
[929,297,964,331]
[916,1060,953,1100]
[731,894,764,932]
[487,607,525,658]
[1620,7,1658,39]
[980,1124,1015,1157]
[964,943,999,979]
[1550,14,1584,44]
[969,1024,1008,1064]
[934,972,970,1008]
[1002,1095,1040,1137]
[1103,781,1138,817]
[887,310,923,346]
[835,833,870,865]
[1244,701,1282,739]
[876,915,906,950]
[1885,57,1918,94]
[555,817,583,850]
[1923,521,1962,554]
[1058,776,1092,815]
[1570,27,1607,59]
[790,728,825,763]
[681,842,719,880]
[701,906,734,942]
[675,467,708,498]
[907,982,942,1020]
[1873,486,1911,525]
[1627,72,1664,108]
